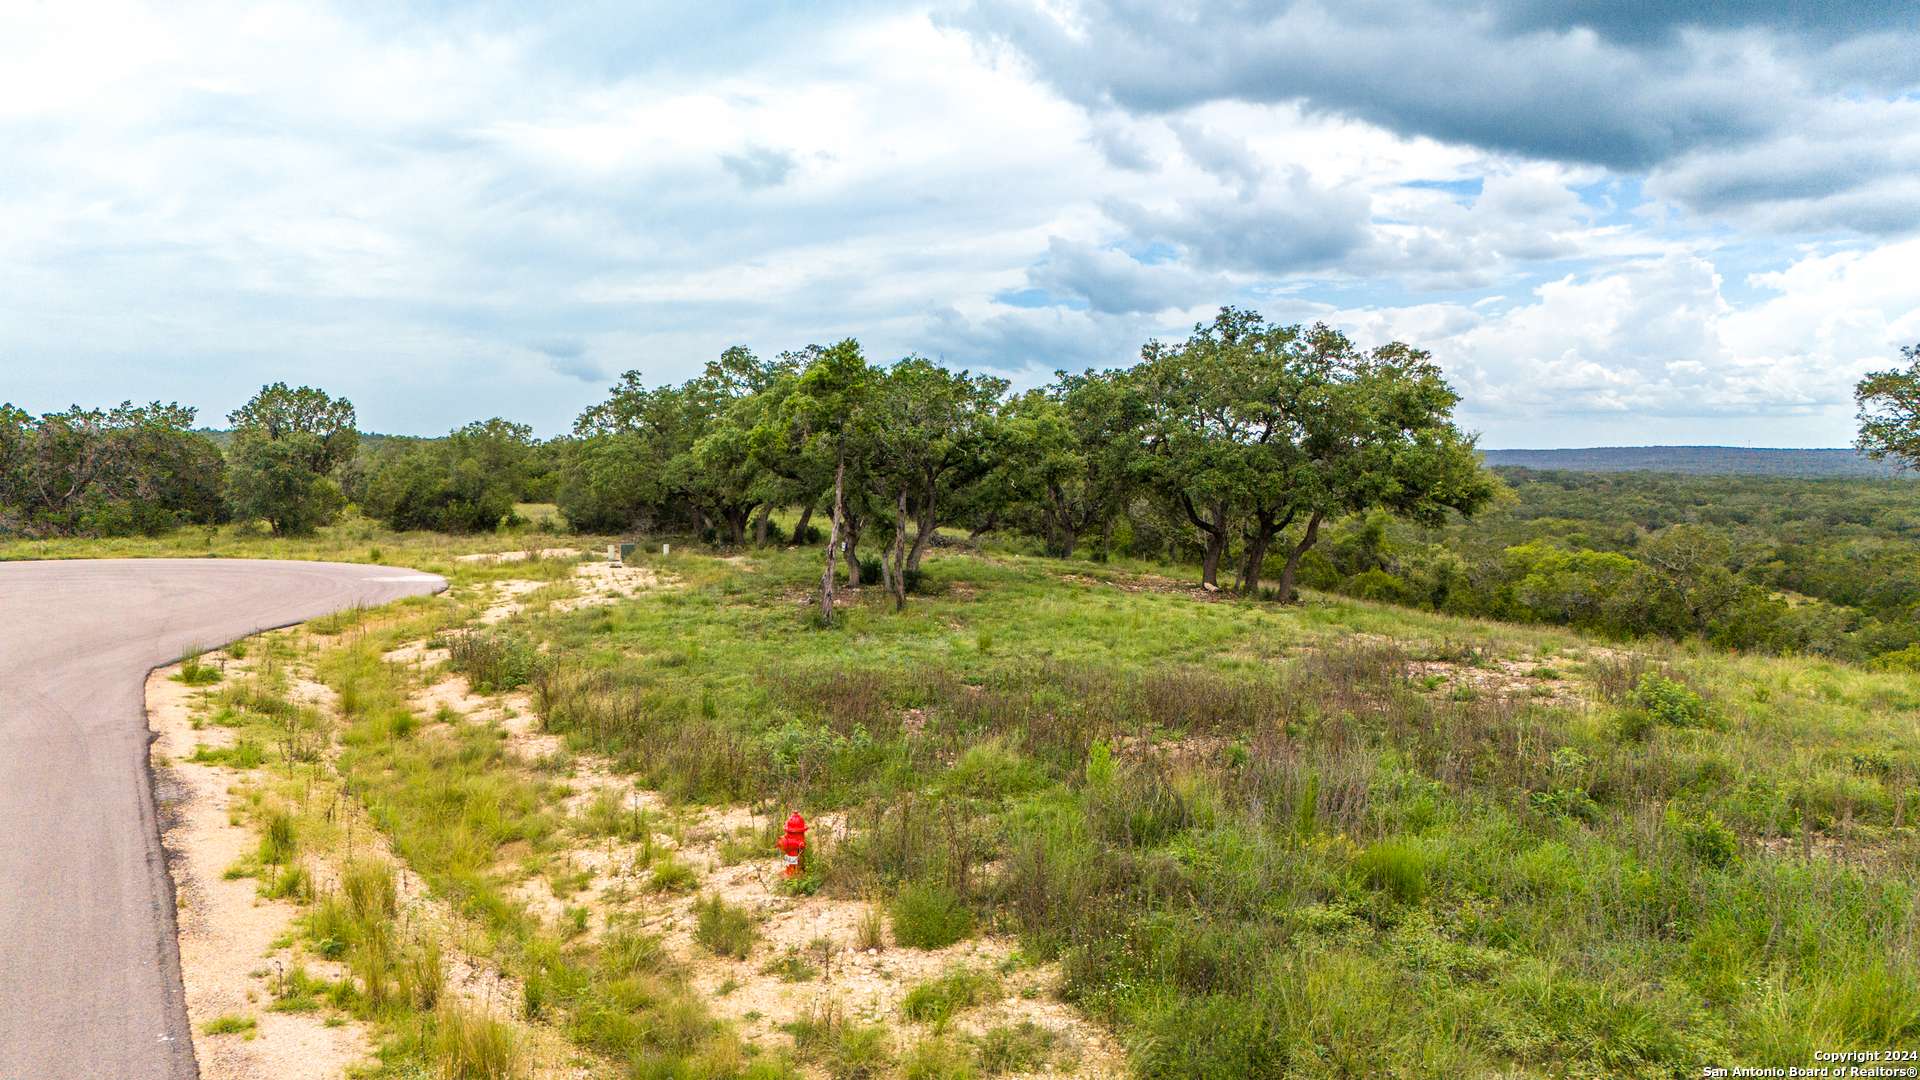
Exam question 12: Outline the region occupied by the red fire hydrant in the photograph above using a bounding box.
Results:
[777,812,807,878]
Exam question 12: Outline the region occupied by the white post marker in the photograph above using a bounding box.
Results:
[663,543,671,555]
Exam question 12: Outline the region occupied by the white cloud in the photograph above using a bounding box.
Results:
[0,1,1913,450]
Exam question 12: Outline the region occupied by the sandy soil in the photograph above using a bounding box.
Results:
[403,653,1129,1075]
[454,548,583,564]
[148,656,372,1080]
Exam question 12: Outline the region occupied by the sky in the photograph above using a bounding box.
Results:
[2,2,1916,447]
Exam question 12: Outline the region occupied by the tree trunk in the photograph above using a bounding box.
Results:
[792,500,816,545]
[889,487,909,612]
[753,504,772,546]
[726,507,748,547]
[820,456,846,624]
[966,510,999,542]
[843,514,863,586]
[1184,496,1230,589]
[905,490,938,573]
[1238,514,1277,596]
[1275,510,1324,604]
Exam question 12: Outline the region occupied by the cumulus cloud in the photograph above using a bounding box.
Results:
[1025,236,1223,314]
[952,0,1920,233]
[0,1,1913,447]
[1325,239,1920,442]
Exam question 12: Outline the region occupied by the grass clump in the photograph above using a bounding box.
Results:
[968,1022,1067,1075]
[448,630,538,692]
[173,649,222,686]
[1353,837,1430,904]
[427,1002,520,1080]
[647,854,698,893]
[201,1013,257,1038]
[789,1001,893,1080]
[761,949,820,982]
[891,883,973,950]
[258,807,297,865]
[901,967,999,1026]
[189,737,265,769]
[693,894,758,959]
[901,1037,977,1080]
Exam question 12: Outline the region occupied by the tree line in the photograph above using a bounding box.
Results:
[550,309,1492,621]
[1,308,1492,623]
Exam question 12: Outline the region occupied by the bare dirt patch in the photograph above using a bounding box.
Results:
[149,658,373,1080]
[455,548,582,564]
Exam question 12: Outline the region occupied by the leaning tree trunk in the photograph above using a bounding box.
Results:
[1275,510,1324,604]
[888,487,910,612]
[843,514,864,586]
[1238,515,1278,596]
[905,490,938,573]
[820,457,846,624]
[1187,498,1230,589]
[966,510,999,542]
[792,500,816,545]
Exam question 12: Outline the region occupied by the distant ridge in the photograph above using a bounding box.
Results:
[1481,446,1910,478]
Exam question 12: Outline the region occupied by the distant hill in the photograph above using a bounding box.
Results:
[1480,446,1911,478]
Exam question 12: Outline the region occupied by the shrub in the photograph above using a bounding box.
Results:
[448,631,538,693]
[891,883,973,950]
[693,894,758,959]
[1634,672,1708,727]
[1668,804,1739,868]
[901,1038,977,1080]
[902,967,998,1026]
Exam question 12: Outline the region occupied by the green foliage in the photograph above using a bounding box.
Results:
[901,967,999,1026]
[692,894,757,959]
[355,418,533,533]
[447,630,538,692]
[1634,672,1709,727]
[891,883,974,950]
[225,382,358,535]
[0,400,223,537]
[1354,837,1430,903]
[1668,804,1740,868]
[1854,344,1920,468]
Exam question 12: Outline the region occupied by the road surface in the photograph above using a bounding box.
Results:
[0,558,445,1080]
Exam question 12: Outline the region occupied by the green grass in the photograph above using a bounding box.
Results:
[508,544,1920,1076]
[201,1013,257,1038]
[314,624,766,1076]
[27,516,1920,1076]
[901,967,998,1026]
[890,883,974,951]
[693,894,758,959]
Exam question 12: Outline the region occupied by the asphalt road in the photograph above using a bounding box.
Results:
[0,558,444,1080]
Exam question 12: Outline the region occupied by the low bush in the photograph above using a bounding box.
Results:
[891,883,974,950]
[693,894,758,959]
[901,967,998,1026]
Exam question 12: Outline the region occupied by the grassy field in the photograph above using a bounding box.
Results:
[17,520,1920,1077]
